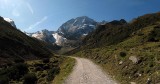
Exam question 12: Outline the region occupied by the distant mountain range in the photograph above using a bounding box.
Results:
[4,16,107,48]
[24,16,100,47]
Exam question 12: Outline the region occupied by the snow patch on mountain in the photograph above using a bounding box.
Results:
[57,16,97,40]
[4,18,16,28]
[52,33,66,45]
[28,29,56,43]
[25,16,101,47]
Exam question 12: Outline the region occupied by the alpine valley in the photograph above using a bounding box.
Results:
[1,12,160,84]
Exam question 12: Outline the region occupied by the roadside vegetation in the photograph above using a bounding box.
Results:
[53,57,75,84]
[0,56,63,84]
[70,12,160,84]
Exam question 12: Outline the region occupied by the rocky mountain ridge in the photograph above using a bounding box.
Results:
[25,16,98,47]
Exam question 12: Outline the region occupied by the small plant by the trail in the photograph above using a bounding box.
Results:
[14,58,25,63]
[0,63,28,80]
[23,73,37,84]
[119,51,126,57]
[42,58,50,63]
[47,67,60,81]
[0,75,9,84]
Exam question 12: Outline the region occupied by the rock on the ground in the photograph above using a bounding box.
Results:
[129,56,139,64]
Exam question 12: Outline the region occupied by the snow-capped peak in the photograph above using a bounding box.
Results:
[57,16,97,39]
[4,18,16,28]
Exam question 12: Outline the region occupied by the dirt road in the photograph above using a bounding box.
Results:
[64,57,118,84]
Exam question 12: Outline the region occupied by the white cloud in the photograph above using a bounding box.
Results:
[26,3,34,14]
[28,16,48,30]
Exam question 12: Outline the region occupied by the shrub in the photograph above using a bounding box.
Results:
[14,63,28,76]
[119,52,126,57]
[7,63,12,67]
[0,76,9,84]
[148,26,160,42]
[34,63,44,68]
[47,67,60,81]
[43,65,50,70]
[14,58,25,63]
[35,66,43,71]
[23,73,37,84]
[0,63,29,80]
[42,58,50,63]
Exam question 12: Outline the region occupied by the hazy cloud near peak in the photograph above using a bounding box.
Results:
[27,16,48,30]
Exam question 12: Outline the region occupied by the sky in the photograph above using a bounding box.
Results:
[0,0,160,33]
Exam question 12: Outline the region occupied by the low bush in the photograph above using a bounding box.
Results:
[42,58,50,63]
[119,51,126,57]
[43,65,50,70]
[34,63,44,68]
[14,63,28,76]
[14,58,25,63]
[35,66,43,71]
[23,73,37,84]
[47,67,60,81]
[0,76,9,84]
[0,63,28,81]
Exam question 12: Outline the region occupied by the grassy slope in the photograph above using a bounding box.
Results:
[74,24,160,83]
[0,16,57,64]
[53,57,75,84]
[25,56,61,84]
[0,16,61,83]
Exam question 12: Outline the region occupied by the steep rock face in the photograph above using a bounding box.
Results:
[3,18,16,28]
[31,29,56,43]
[25,16,97,47]
[57,16,97,40]
[52,33,67,45]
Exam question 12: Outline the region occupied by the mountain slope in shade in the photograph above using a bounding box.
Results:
[4,18,16,28]
[0,16,56,64]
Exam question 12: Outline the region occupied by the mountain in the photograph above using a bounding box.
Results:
[68,12,160,83]
[57,16,97,40]
[31,29,56,43]
[52,33,67,45]
[0,16,56,64]
[3,18,16,28]
[82,19,127,48]
[25,16,97,48]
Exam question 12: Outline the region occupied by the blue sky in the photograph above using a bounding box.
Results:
[0,0,160,32]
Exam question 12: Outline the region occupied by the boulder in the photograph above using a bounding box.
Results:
[129,56,139,64]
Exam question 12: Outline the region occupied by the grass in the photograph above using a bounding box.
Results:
[52,57,75,84]
[73,24,160,84]
[0,55,75,84]
[25,56,61,84]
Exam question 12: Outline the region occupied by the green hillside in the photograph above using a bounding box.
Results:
[0,16,56,64]
[71,12,160,83]
[0,16,61,84]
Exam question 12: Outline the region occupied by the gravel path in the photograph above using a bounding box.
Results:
[64,57,118,84]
